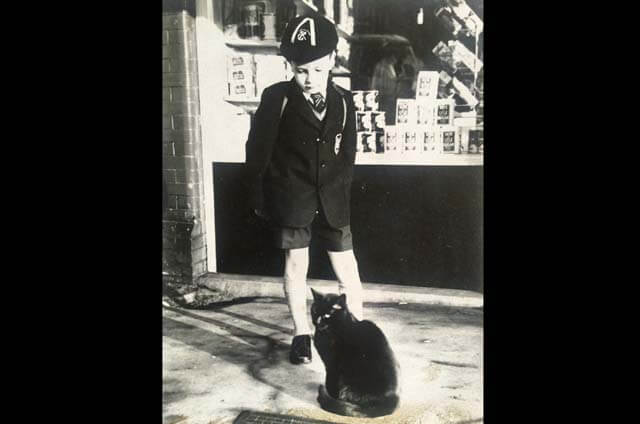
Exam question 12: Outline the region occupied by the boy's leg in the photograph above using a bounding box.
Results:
[284,247,312,336]
[327,249,364,320]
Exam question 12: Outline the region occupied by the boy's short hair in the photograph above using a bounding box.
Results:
[280,15,338,65]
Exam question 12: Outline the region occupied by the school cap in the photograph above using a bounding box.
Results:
[280,15,338,64]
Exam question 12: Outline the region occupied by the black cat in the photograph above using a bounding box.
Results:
[310,288,400,418]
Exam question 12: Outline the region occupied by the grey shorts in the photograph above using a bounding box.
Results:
[271,207,353,252]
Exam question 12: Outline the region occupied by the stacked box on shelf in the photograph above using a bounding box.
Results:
[432,42,457,74]
[395,98,416,153]
[453,113,476,154]
[452,77,478,109]
[476,99,484,127]
[440,126,458,154]
[449,0,484,38]
[227,53,255,99]
[435,98,455,126]
[395,69,461,155]
[418,72,446,154]
[396,99,416,126]
[353,90,384,153]
[430,2,483,156]
[436,99,460,154]
[418,126,438,153]
[357,131,376,153]
[363,90,379,111]
[416,101,436,126]
[437,70,454,99]
[451,41,482,110]
[416,71,439,99]
[399,128,418,152]
[385,126,399,152]
[468,128,484,154]
[433,41,482,111]
[450,40,483,75]
[434,6,465,38]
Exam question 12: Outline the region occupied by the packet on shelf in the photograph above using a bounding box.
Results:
[439,126,459,154]
[229,81,256,98]
[435,99,455,126]
[372,111,386,132]
[416,100,436,126]
[352,91,365,111]
[227,53,255,99]
[416,71,439,100]
[468,128,484,154]
[385,126,399,152]
[356,112,373,132]
[450,40,483,74]
[227,66,253,84]
[357,132,376,153]
[396,99,416,126]
[451,77,478,108]
[363,90,379,111]
[418,126,438,153]
[400,128,418,152]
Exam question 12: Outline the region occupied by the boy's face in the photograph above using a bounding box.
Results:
[290,52,334,94]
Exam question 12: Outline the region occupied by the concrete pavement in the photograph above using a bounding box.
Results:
[162,281,483,424]
[199,273,483,308]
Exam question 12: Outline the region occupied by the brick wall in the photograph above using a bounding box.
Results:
[162,0,207,283]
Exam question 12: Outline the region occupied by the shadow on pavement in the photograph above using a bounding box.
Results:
[163,305,322,406]
[184,296,267,310]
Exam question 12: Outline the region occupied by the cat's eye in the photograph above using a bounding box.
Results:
[332,304,342,310]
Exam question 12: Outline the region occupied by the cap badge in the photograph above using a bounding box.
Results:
[297,28,309,41]
[290,17,317,46]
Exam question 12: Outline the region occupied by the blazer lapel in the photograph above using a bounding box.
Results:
[320,83,343,139]
[286,80,322,131]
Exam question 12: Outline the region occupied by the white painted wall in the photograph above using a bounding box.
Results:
[195,0,252,272]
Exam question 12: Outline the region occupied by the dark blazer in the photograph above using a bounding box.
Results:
[245,79,357,228]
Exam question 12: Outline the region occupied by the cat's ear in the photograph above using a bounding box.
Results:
[337,293,347,308]
[310,288,322,302]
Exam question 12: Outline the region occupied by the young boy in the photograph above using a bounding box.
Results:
[244,15,364,365]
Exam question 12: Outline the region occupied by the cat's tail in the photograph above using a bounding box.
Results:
[317,385,399,418]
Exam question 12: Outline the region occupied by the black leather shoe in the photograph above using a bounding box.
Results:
[289,335,312,364]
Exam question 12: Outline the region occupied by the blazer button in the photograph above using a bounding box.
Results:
[320,162,326,168]
[316,137,320,142]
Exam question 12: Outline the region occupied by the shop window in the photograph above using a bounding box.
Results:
[350,0,483,122]
[221,0,484,159]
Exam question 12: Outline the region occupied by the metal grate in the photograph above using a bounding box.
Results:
[234,411,340,424]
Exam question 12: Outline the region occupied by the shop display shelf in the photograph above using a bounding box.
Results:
[225,39,280,49]
[224,96,261,113]
[355,153,483,166]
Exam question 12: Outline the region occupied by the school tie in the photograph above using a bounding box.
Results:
[309,92,326,113]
